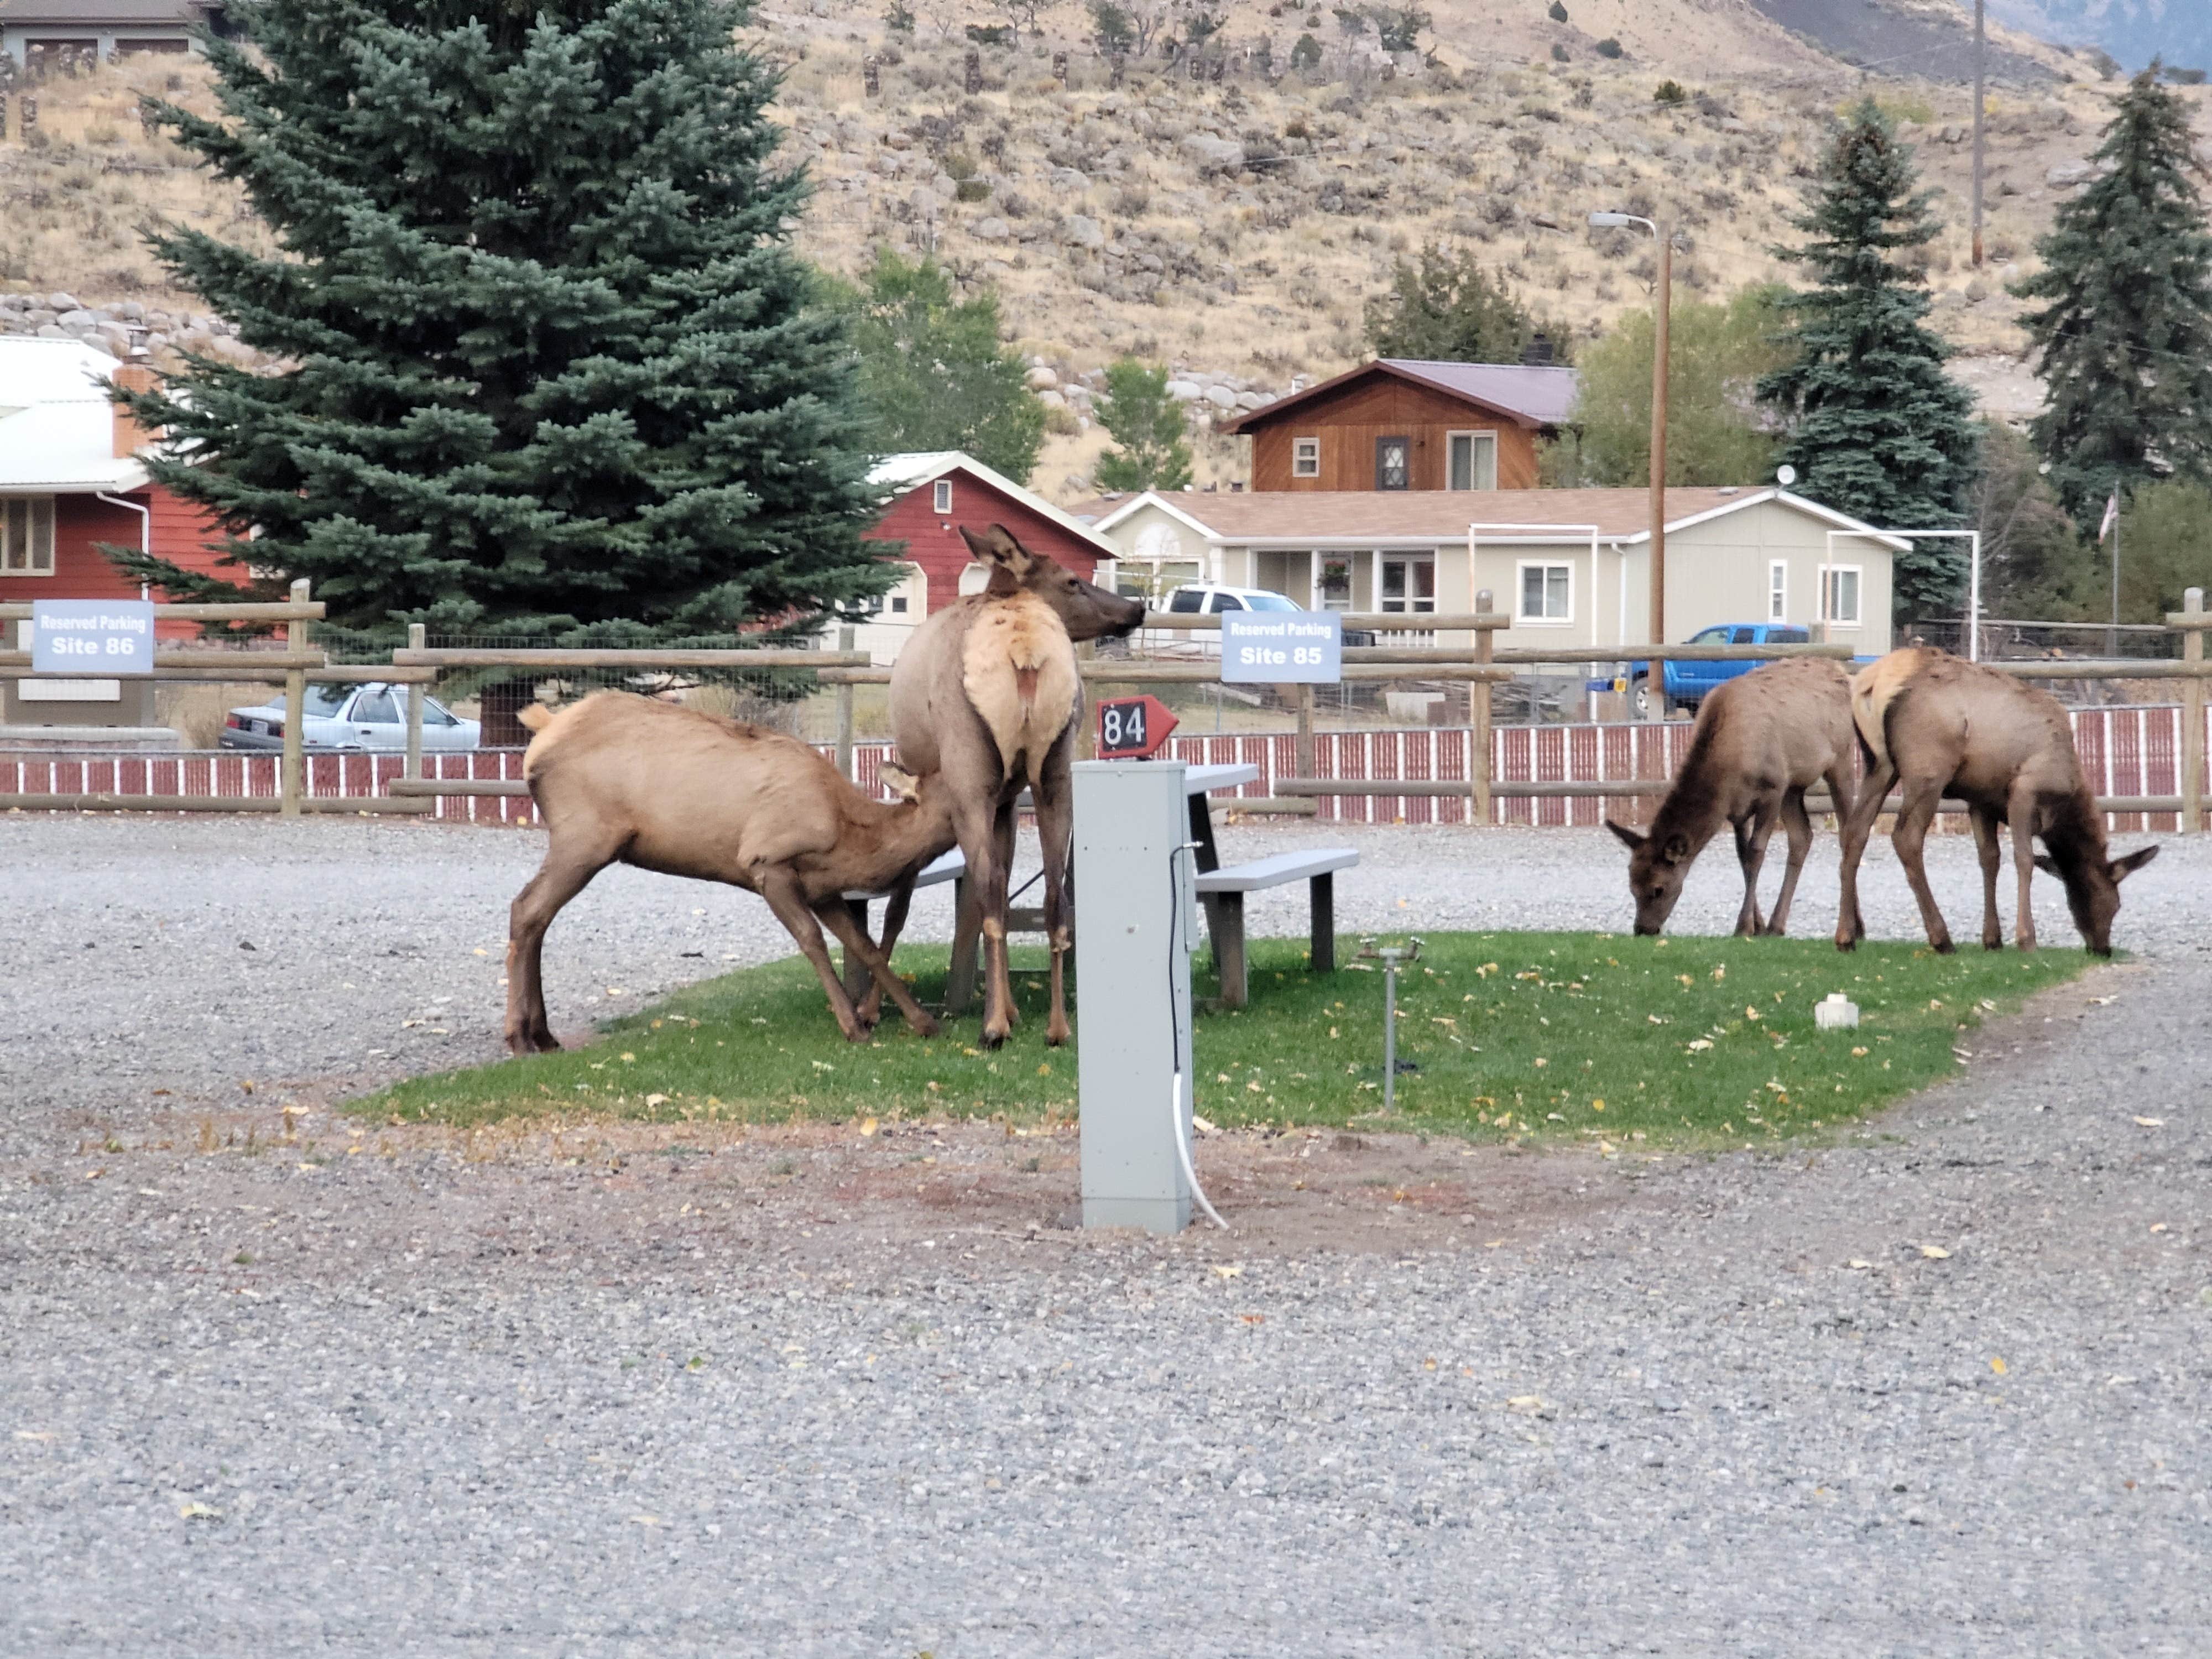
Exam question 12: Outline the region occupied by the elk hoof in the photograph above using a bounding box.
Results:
[1046,1016,1070,1047]
[1759,922,1788,938]
[979,1024,1009,1051]
[1833,935,1858,954]
[1982,938,2004,952]
[1931,938,1956,956]
[904,1011,942,1039]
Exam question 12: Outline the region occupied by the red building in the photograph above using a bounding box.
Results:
[848,451,1122,664]
[1,339,227,638]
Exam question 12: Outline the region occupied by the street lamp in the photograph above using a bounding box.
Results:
[1592,211,1672,714]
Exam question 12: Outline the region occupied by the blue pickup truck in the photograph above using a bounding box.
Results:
[1593,624,1876,717]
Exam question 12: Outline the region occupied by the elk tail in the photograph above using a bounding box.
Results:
[517,705,552,734]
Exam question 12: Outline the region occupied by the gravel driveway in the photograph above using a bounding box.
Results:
[2,814,2206,1656]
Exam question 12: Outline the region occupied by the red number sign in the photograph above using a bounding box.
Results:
[1095,695,1177,759]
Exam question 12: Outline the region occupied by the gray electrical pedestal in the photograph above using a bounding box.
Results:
[1074,759,1196,1234]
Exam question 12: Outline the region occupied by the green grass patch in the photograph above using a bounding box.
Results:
[354,933,2093,1144]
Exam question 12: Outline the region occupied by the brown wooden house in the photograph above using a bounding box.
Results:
[1221,358,1577,494]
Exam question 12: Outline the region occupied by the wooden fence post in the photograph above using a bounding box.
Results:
[1296,682,1316,780]
[404,622,426,784]
[1076,638,1097,759]
[1470,589,1494,827]
[2183,588,2205,834]
[280,578,310,816]
[834,623,856,780]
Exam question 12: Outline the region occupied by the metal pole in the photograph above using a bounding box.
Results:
[834,622,856,780]
[2109,503,2122,660]
[2183,588,2205,833]
[1967,531,1982,662]
[1470,588,1494,827]
[1971,0,1986,266]
[1649,220,1671,672]
[279,578,309,817]
[404,622,425,783]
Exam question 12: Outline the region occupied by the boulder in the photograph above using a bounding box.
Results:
[1181,133,1245,174]
[1037,389,1067,409]
[81,333,118,358]
[1203,384,1238,410]
[1234,391,1266,410]
[1026,364,1060,390]
[56,309,97,330]
[46,293,80,313]
[2047,160,2093,189]
[1061,214,1104,249]
[1049,166,1090,192]
[1165,379,1202,402]
[972,215,1011,242]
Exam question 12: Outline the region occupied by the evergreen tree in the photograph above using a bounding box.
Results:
[110,0,886,643]
[841,251,1045,484]
[2013,66,2212,531]
[1966,420,2096,620]
[1362,243,1568,364]
[1092,359,1193,492]
[1757,100,1979,615]
[1545,286,1788,488]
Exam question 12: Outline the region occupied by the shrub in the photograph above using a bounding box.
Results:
[1290,32,1322,68]
[965,23,1012,46]
[883,1,914,31]
[1551,43,1568,62]
[1547,0,1567,19]
[1653,79,1688,106]
[956,179,991,202]
[1594,36,1622,59]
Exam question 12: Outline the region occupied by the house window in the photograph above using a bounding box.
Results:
[1820,565,1863,627]
[1291,436,1321,478]
[1446,431,1498,492]
[1314,555,1352,611]
[889,594,907,614]
[1,498,56,576]
[1768,560,1788,623]
[1374,436,1411,491]
[933,478,952,514]
[1517,561,1572,623]
[1378,554,1436,614]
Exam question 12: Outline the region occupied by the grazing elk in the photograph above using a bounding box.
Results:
[886,523,1145,1048]
[1605,657,1859,937]
[1835,648,2157,955]
[503,692,956,1054]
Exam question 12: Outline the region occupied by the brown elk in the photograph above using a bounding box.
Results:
[503,692,957,1055]
[885,523,1145,1048]
[1605,657,1859,937]
[1834,648,2157,955]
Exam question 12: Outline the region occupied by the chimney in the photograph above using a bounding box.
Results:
[111,363,159,460]
[1520,333,1555,367]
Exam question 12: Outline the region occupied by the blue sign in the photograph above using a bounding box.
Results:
[1220,609,1342,684]
[32,599,156,676]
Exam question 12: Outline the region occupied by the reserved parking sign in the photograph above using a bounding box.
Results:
[1220,610,1342,685]
[32,599,156,675]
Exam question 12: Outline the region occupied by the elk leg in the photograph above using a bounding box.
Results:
[991,799,1020,1034]
[855,875,916,1027]
[1034,743,1077,1047]
[1891,775,1953,953]
[1833,759,1894,951]
[948,792,1013,1050]
[752,865,871,1043]
[504,844,614,1055]
[815,899,940,1039]
[1761,787,1814,937]
[2009,780,2042,951]
[1969,804,2005,950]
[1731,808,1772,937]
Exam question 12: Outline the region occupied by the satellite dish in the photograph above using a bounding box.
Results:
[1776,465,1798,488]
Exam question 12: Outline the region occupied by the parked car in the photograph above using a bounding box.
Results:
[1159,585,1379,649]
[1590,624,1877,717]
[220,682,481,752]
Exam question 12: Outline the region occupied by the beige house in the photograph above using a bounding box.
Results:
[1081,487,1904,659]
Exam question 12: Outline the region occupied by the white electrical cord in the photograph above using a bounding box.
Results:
[1167,840,1230,1231]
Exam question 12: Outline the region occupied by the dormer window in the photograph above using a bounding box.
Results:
[933,478,952,514]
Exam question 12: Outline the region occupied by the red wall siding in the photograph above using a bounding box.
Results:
[7,487,228,638]
[864,471,1103,615]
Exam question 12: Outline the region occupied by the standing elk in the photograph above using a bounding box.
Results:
[503,692,957,1054]
[1605,657,1859,937]
[886,523,1145,1048]
[1835,648,2158,954]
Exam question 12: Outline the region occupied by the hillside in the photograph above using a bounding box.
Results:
[1989,0,2212,71]
[2,1,2206,501]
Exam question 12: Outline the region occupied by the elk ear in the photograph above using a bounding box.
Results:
[2033,853,2059,877]
[1604,819,1646,852]
[961,523,1035,573]
[2110,844,2159,881]
[1660,833,1692,865]
[879,763,921,803]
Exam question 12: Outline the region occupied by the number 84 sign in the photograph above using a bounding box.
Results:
[1095,694,1177,759]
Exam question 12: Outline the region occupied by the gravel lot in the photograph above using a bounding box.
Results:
[3,813,2208,1656]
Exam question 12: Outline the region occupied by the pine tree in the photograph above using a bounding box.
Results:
[1362,244,1567,364]
[109,0,885,644]
[2012,66,2212,531]
[1092,359,1193,492]
[1757,100,1979,615]
[841,251,1045,483]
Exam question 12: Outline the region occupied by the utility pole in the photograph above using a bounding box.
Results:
[1971,0,1986,265]
[1650,221,1671,664]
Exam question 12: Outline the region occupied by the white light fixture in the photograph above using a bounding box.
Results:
[1776,464,1798,487]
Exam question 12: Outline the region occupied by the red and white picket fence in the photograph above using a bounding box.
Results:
[6,702,2198,831]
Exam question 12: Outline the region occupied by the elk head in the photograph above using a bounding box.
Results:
[961,523,1144,642]
[1606,818,1694,936]
[2034,842,2158,956]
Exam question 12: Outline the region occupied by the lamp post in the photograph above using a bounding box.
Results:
[1592,211,1671,716]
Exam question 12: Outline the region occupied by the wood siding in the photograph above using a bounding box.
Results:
[864,471,1104,616]
[1,486,227,637]
[1245,379,1540,492]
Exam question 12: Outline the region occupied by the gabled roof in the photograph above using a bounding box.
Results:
[867,450,1123,561]
[0,337,147,493]
[1086,486,1910,551]
[1220,358,1581,434]
[0,0,216,25]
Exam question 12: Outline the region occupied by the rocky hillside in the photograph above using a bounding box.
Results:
[3,2,2205,500]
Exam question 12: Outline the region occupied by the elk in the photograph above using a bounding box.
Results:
[1834,648,2157,955]
[885,523,1145,1048]
[1605,657,1859,937]
[503,692,956,1054]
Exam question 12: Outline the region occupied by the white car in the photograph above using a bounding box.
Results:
[220,682,481,752]
[1152,585,1372,654]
